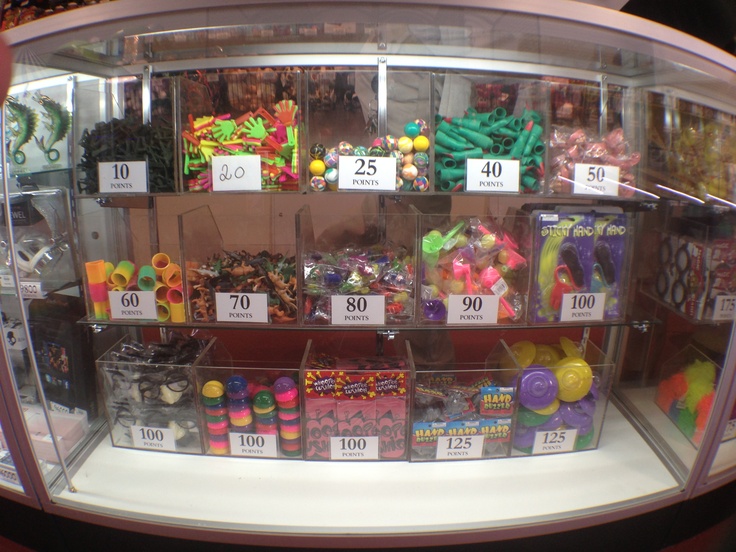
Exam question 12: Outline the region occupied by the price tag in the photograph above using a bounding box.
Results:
[465,158,520,192]
[19,280,45,299]
[330,436,379,460]
[215,292,269,323]
[713,295,736,321]
[447,294,499,324]
[338,156,396,191]
[435,435,485,460]
[573,164,620,196]
[109,291,157,320]
[212,155,262,191]
[532,428,578,454]
[0,274,14,287]
[331,295,385,325]
[560,292,605,322]
[724,419,736,441]
[228,432,279,458]
[131,425,177,451]
[98,161,148,193]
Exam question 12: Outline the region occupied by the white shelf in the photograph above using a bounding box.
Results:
[52,403,678,538]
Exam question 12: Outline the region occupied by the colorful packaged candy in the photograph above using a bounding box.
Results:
[301,244,415,325]
[411,370,514,461]
[547,126,640,196]
[420,215,529,325]
[304,352,410,461]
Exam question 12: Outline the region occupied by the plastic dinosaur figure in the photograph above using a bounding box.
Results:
[5,96,37,165]
[33,92,71,163]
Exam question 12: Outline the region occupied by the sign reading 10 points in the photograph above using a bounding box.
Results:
[98,161,148,193]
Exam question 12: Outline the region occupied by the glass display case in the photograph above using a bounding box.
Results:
[3,0,736,546]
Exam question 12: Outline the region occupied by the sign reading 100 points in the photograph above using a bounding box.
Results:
[338,156,396,191]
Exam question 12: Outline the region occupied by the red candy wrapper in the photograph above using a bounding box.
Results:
[376,396,406,459]
[305,399,337,460]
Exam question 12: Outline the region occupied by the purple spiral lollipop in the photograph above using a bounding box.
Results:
[513,424,536,449]
[519,366,559,411]
[559,400,594,427]
[537,409,564,431]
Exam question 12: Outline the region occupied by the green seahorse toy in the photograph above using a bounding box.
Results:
[33,92,71,163]
[5,96,37,165]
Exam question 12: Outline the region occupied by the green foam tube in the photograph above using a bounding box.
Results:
[453,126,494,149]
[451,117,483,131]
[437,167,466,182]
[522,124,544,157]
[446,147,483,162]
[436,130,472,150]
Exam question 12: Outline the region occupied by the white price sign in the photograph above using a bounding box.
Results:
[532,428,578,454]
[447,295,499,324]
[212,155,262,191]
[0,274,14,287]
[465,158,520,192]
[713,295,736,321]
[98,161,148,193]
[435,435,485,460]
[331,295,385,325]
[215,292,269,323]
[338,156,396,191]
[228,432,279,458]
[19,280,44,299]
[573,164,620,196]
[131,425,177,451]
[560,292,605,322]
[330,436,379,460]
[109,291,157,320]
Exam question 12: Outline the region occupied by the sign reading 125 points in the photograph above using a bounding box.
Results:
[215,292,269,323]
[98,161,148,193]
[560,292,605,322]
[331,295,385,325]
[573,164,620,196]
[532,428,578,454]
[212,155,262,191]
[465,158,520,192]
[338,156,395,191]
[109,291,157,320]
[436,435,484,459]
